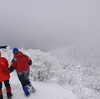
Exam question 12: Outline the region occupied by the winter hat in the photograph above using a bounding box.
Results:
[13,48,19,54]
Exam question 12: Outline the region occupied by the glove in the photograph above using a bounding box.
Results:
[0,45,7,49]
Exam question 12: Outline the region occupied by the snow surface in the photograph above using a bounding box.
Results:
[2,72,76,99]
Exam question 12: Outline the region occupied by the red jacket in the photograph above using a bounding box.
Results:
[0,57,10,82]
[11,52,31,73]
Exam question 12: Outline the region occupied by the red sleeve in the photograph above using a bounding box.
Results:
[11,61,17,68]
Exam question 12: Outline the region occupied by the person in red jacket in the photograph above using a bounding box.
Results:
[9,48,35,96]
[0,52,12,99]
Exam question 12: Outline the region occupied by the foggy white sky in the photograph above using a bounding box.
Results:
[0,0,100,51]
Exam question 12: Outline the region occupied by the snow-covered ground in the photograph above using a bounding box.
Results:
[2,72,76,99]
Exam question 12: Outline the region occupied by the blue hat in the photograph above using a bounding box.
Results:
[13,48,19,54]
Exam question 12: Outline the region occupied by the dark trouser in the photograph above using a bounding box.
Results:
[17,69,31,87]
[0,80,11,95]
[0,80,10,89]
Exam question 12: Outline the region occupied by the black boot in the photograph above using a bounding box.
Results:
[0,95,3,99]
[7,92,12,99]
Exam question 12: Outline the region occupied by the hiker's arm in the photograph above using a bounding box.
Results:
[24,54,32,65]
[28,59,32,65]
[9,66,15,72]
[10,58,17,72]
[0,45,7,49]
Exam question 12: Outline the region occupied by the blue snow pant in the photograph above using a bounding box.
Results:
[17,69,31,87]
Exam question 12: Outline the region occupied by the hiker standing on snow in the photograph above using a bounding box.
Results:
[0,52,12,99]
[9,48,35,96]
